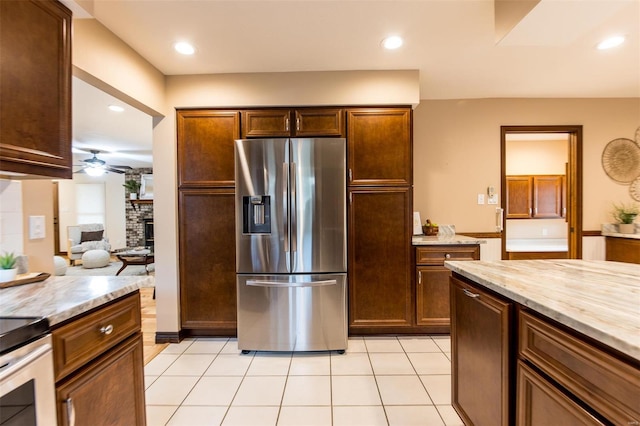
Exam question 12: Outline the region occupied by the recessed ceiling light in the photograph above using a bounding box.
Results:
[382,36,403,50]
[597,35,625,50]
[108,105,124,112]
[174,41,196,55]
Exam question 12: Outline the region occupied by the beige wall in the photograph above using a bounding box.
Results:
[506,139,567,175]
[413,98,640,232]
[22,181,55,274]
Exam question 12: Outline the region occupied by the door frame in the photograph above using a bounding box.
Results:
[500,125,583,259]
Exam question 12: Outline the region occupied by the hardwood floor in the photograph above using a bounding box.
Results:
[140,287,168,365]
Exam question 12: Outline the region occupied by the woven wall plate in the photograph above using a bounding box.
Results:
[630,176,640,202]
[601,138,640,183]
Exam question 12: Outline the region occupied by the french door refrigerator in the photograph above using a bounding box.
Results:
[235,137,347,352]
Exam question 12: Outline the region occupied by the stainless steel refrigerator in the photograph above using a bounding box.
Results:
[235,137,347,352]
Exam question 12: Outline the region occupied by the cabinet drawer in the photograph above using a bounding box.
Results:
[519,310,640,425]
[52,292,141,382]
[416,245,479,265]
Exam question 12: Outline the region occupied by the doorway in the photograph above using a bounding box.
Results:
[500,126,583,259]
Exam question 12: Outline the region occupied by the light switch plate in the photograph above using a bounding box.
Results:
[477,194,485,204]
[488,194,498,205]
[29,215,45,239]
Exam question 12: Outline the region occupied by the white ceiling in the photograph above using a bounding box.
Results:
[69,0,640,169]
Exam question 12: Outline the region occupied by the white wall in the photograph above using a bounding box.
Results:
[57,172,126,252]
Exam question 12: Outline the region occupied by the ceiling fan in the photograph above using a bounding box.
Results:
[74,150,132,176]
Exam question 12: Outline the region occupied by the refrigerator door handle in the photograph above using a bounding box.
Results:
[290,162,297,255]
[283,162,289,256]
[246,279,337,288]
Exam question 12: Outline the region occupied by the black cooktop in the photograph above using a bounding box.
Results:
[0,317,49,355]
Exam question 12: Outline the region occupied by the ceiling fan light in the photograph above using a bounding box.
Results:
[597,35,625,50]
[85,166,105,177]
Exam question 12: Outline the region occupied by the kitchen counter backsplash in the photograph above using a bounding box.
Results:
[412,235,486,245]
[0,275,153,326]
[601,223,640,239]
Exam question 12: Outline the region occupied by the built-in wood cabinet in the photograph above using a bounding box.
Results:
[506,175,564,219]
[176,106,413,337]
[346,107,413,334]
[415,245,479,332]
[605,236,640,264]
[178,188,237,333]
[347,108,412,187]
[451,275,513,426]
[241,108,344,138]
[348,187,413,332]
[177,110,239,335]
[53,292,146,425]
[0,0,72,179]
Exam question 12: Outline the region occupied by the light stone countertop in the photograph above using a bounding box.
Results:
[444,259,640,360]
[0,275,153,326]
[601,223,640,239]
[412,235,486,245]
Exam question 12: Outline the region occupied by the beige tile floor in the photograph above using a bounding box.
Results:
[144,335,463,426]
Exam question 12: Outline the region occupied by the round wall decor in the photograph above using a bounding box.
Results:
[630,176,640,202]
[601,137,640,183]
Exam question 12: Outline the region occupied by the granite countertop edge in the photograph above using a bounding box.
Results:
[444,259,640,361]
[601,231,640,240]
[412,235,487,245]
[0,275,153,327]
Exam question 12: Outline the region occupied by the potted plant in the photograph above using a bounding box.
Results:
[611,202,639,234]
[123,179,141,200]
[0,251,17,283]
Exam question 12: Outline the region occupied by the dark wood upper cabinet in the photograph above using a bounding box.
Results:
[0,0,72,179]
[506,175,564,219]
[241,108,344,138]
[177,110,240,187]
[347,108,412,186]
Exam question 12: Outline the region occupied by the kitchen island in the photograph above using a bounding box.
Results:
[1,275,151,425]
[444,260,639,425]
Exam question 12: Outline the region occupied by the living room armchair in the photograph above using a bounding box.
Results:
[67,223,111,265]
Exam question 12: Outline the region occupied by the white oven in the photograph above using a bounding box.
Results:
[0,335,56,426]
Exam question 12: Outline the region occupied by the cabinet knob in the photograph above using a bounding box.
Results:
[445,253,451,259]
[100,324,114,335]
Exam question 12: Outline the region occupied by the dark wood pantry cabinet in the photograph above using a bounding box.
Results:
[177,110,239,335]
[0,0,73,179]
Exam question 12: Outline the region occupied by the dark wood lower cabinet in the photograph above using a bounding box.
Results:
[606,236,640,264]
[517,361,604,425]
[56,334,146,426]
[179,188,237,334]
[348,187,412,333]
[451,275,512,426]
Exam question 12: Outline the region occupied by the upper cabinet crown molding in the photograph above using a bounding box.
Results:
[0,0,72,179]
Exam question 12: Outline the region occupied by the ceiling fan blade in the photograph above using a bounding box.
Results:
[109,165,133,170]
[105,166,126,174]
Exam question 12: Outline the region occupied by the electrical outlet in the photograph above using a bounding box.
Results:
[477,194,485,204]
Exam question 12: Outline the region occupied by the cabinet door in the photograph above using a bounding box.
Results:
[533,176,562,218]
[451,275,512,426]
[517,361,604,426]
[506,176,532,218]
[294,108,344,137]
[348,187,412,332]
[606,237,640,264]
[179,189,237,332]
[177,110,239,187]
[416,266,451,329]
[347,108,412,186]
[57,334,146,426]
[241,109,291,138]
[0,0,72,179]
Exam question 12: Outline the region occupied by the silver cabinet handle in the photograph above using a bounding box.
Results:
[418,273,422,285]
[100,324,114,335]
[348,169,353,182]
[462,288,480,298]
[445,253,451,259]
[66,398,75,426]
[296,118,300,131]
[285,118,290,132]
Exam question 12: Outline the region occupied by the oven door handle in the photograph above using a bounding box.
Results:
[0,341,52,381]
